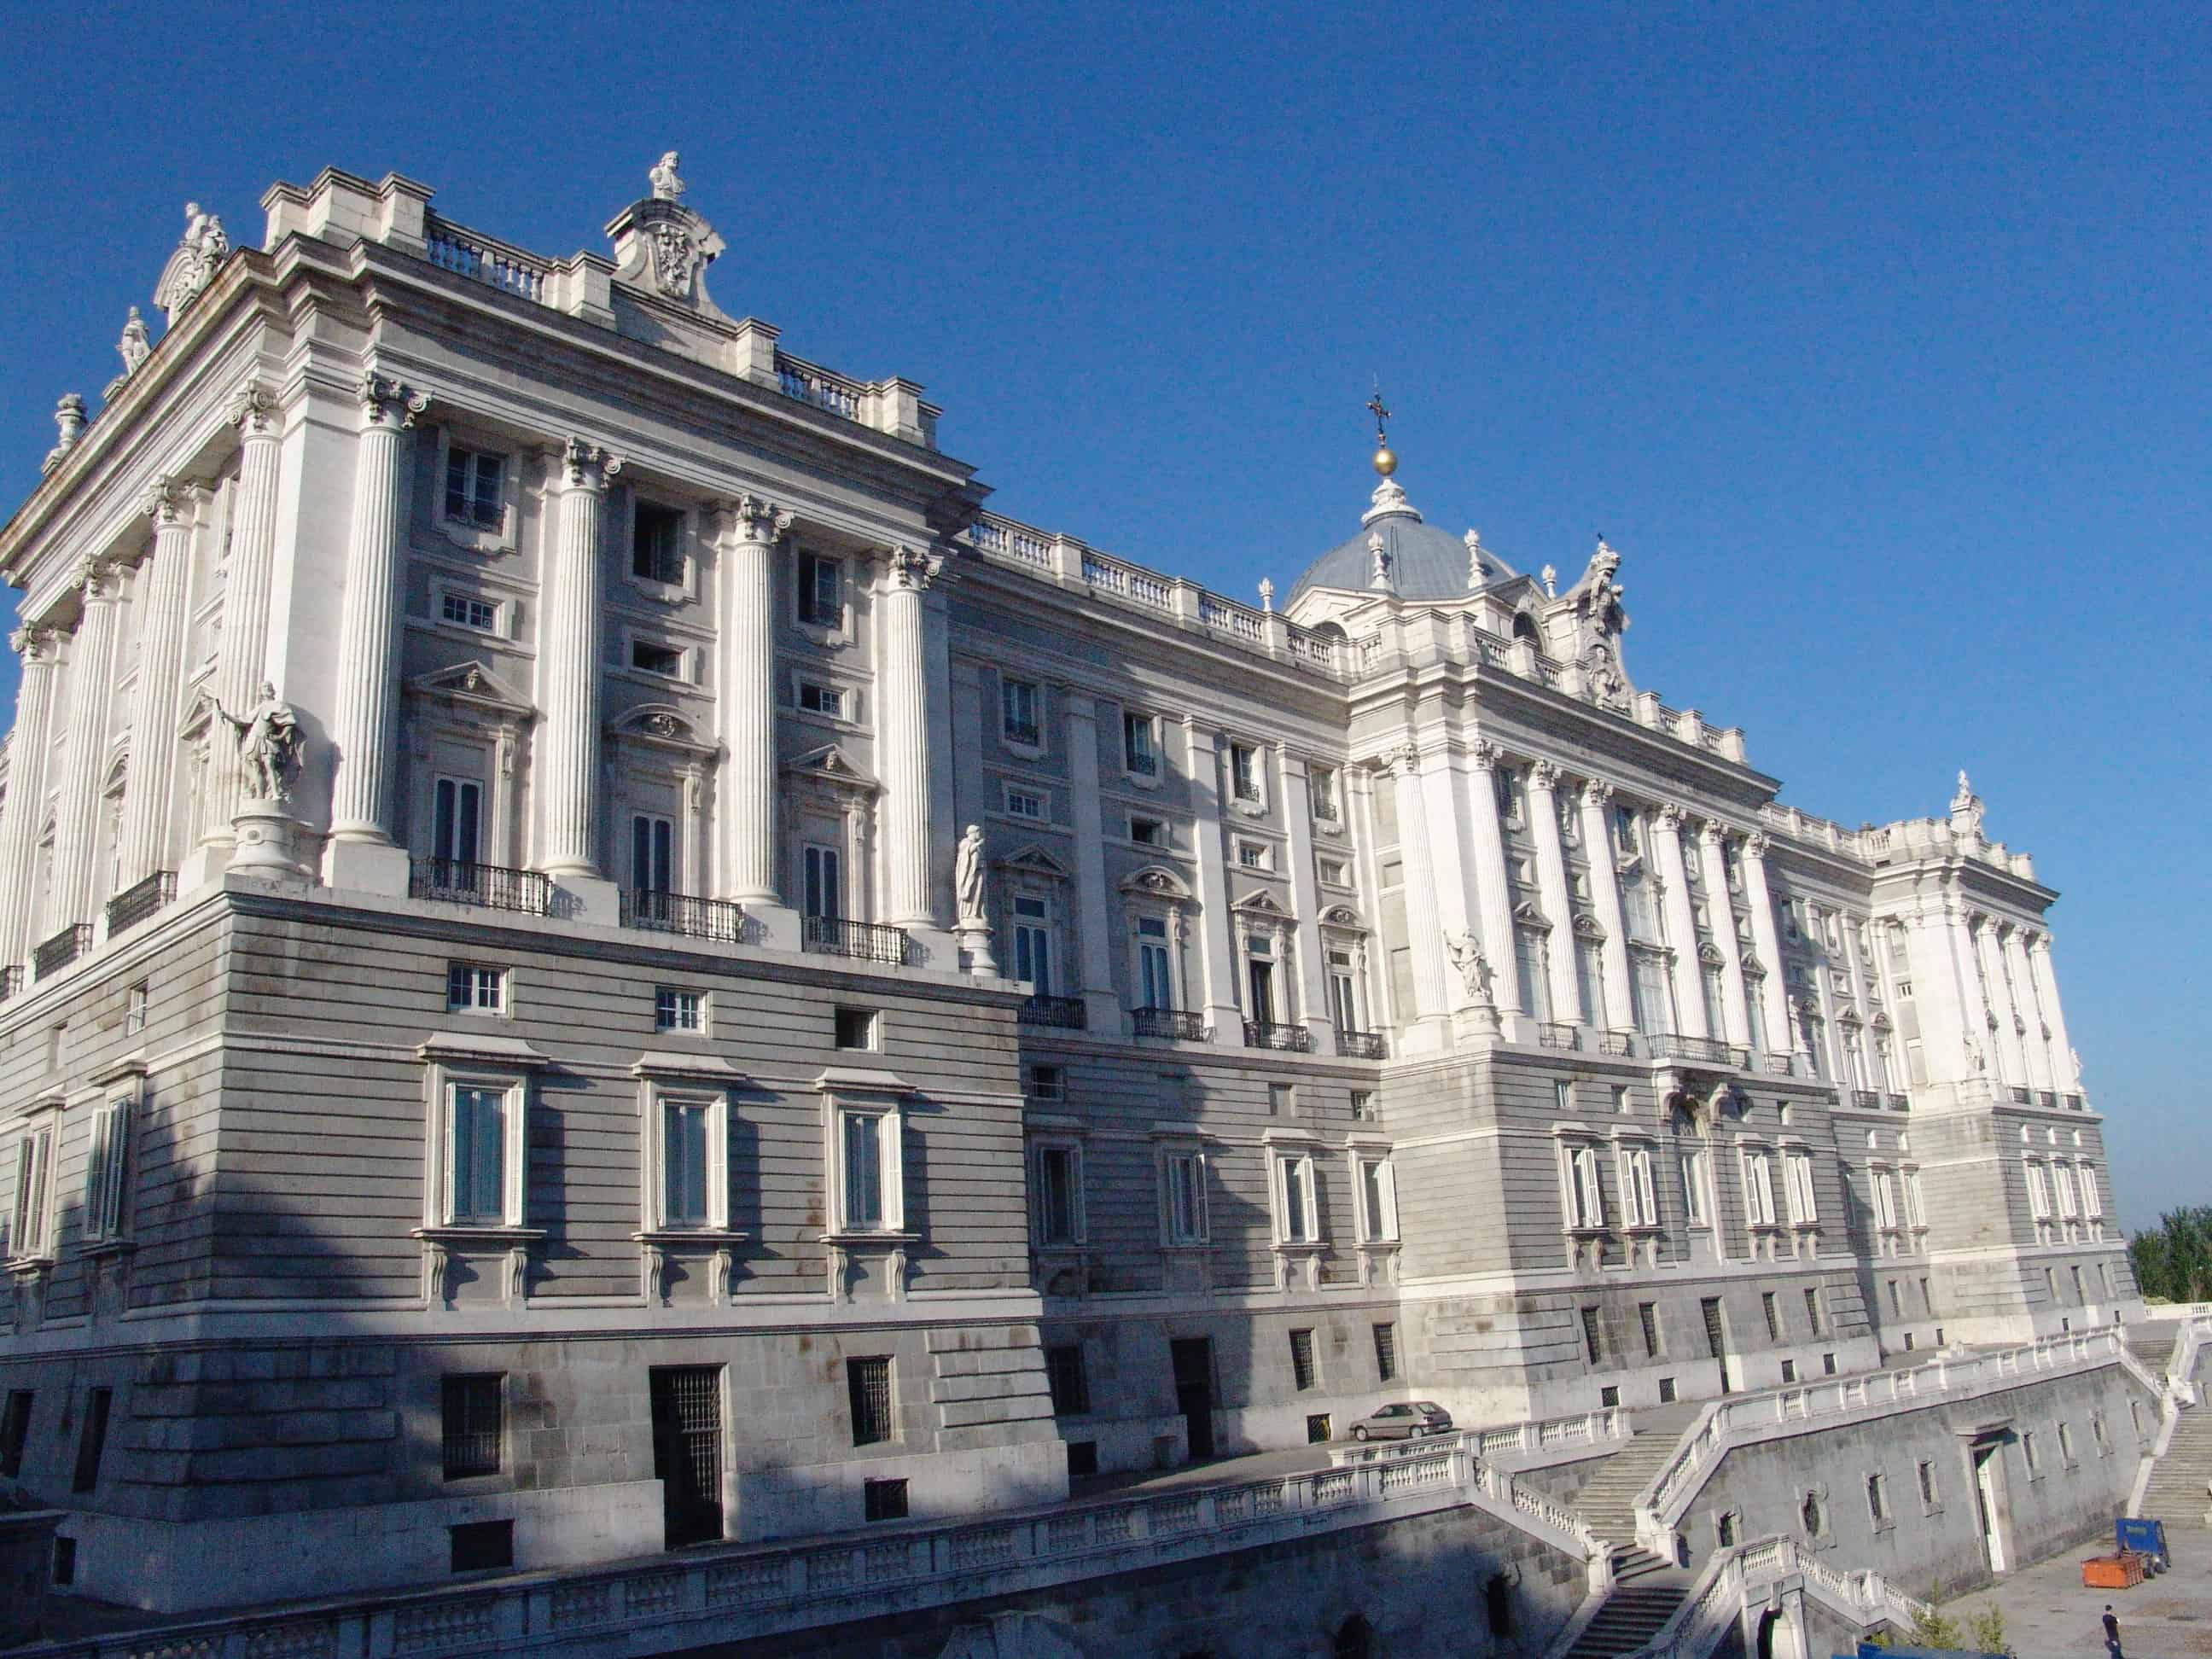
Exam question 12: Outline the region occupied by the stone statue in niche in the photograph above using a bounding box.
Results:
[207,680,304,802]
[955,824,988,924]
[1445,928,1494,1004]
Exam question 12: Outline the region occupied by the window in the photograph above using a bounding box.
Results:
[444,446,504,527]
[1640,1302,1661,1358]
[1800,1490,1825,1538]
[1162,1149,1208,1244]
[450,1520,513,1573]
[2024,1160,2052,1220]
[1318,857,1348,886]
[828,1095,904,1234]
[1658,1376,1678,1403]
[1045,1344,1090,1415]
[1680,1146,1710,1228]
[1005,786,1045,822]
[1494,767,1525,829]
[1328,951,1361,1032]
[653,1094,723,1227]
[2058,1422,2076,1464]
[432,777,482,865]
[1289,1328,1318,1391]
[1580,1306,1604,1365]
[1784,1153,1818,1225]
[798,680,846,717]
[1762,1291,1782,1342]
[632,814,674,894]
[446,962,504,1013]
[1269,1083,1295,1117]
[1027,1064,1064,1102]
[444,1084,515,1225]
[1804,1287,1825,1335]
[1138,917,1174,1009]
[1310,766,1340,822]
[1123,711,1158,777]
[2023,1429,2040,1475]
[2080,1165,2103,1218]
[797,550,842,627]
[632,640,684,678]
[1001,678,1041,746]
[1130,815,1164,847]
[803,842,843,920]
[1742,1150,1777,1226]
[1236,840,1269,870]
[1034,1144,1083,1245]
[441,1375,503,1479]
[1621,1148,1659,1227]
[83,1098,131,1242]
[1715,1511,1738,1549]
[1780,1359,1797,1382]
[1823,1351,1837,1375]
[1350,1091,1374,1122]
[864,1478,909,1522]
[1277,1154,1318,1243]
[0,1394,32,1478]
[847,1357,894,1446]
[1612,1086,1630,1115]
[1229,742,1260,803]
[835,1007,876,1050]
[1917,1459,1938,1506]
[632,501,685,584]
[1007,895,1055,992]
[71,1388,111,1493]
[1866,1472,1889,1527]
[1873,1168,1900,1231]
[127,981,148,1035]
[1373,1323,1398,1382]
[441,591,498,632]
[2093,1414,2110,1456]
[1563,1144,1604,1229]
[654,987,705,1033]
[1358,1157,1398,1242]
[2052,1162,2079,1220]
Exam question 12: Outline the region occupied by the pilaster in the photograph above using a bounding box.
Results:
[1062,691,1124,1033]
[1184,721,1243,1042]
[1700,822,1752,1047]
[0,629,61,965]
[1277,745,1334,1048]
[1525,761,1583,1024]
[115,480,203,889]
[540,439,620,910]
[1652,806,1707,1039]
[1579,780,1635,1035]
[1738,832,1792,1063]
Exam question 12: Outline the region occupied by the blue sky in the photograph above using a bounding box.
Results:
[2,3,2205,1228]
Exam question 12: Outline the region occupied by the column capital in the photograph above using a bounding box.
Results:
[225,381,281,436]
[885,543,939,591]
[141,474,211,527]
[1697,818,1729,847]
[1656,803,1688,832]
[1580,777,1615,808]
[1469,738,1502,773]
[358,369,429,430]
[724,492,793,542]
[1528,759,1563,794]
[561,438,624,492]
[1743,830,1771,859]
[1375,741,1421,780]
[9,624,56,661]
[77,554,125,603]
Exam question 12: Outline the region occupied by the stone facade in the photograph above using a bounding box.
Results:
[0,159,2136,1614]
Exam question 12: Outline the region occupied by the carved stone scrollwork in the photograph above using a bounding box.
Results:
[359,370,429,430]
[226,382,278,435]
[888,544,938,591]
[1744,830,1771,859]
[142,476,188,525]
[562,437,623,492]
[1581,777,1615,809]
[1529,759,1562,793]
[1470,739,1502,773]
[731,492,794,542]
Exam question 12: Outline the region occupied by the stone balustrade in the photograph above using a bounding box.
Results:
[1603,1533,1930,1659]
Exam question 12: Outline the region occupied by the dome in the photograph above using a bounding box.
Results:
[1287,474,1519,602]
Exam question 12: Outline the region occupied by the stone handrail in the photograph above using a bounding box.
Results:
[423,214,555,305]
[16,1443,1498,1659]
[1603,1534,1928,1659]
[2126,1314,2212,1515]
[1635,1329,2130,1555]
[1476,1405,1630,1467]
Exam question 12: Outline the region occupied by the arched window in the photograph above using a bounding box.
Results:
[1334,1615,1375,1659]
[1511,612,1540,645]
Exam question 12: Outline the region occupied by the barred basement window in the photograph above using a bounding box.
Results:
[1580,1306,1604,1365]
[1639,1303,1661,1358]
[864,1477,908,1522]
[1658,1376,1677,1404]
[1373,1322,1398,1382]
[1780,1359,1797,1383]
[1045,1344,1090,1416]
[441,1375,503,1479]
[835,1008,877,1050]
[1289,1328,1318,1392]
[449,1519,513,1572]
[847,1357,894,1447]
[1762,1291,1781,1342]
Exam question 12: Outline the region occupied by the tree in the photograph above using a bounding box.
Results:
[2129,1207,2212,1304]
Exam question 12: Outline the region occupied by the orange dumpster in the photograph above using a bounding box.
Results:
[2082,1552,2146,1590]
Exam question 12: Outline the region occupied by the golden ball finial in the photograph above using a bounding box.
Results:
[1372,445,1398,477]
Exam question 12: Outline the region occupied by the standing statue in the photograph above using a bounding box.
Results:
[154,201,233,323]
[207,680,304,802]
[955,824,988,924]
[649,151,686,201]
[116,307,151,375]
[1445,928,1494,1004]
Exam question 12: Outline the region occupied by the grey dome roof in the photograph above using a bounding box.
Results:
[1288,481,1519,602]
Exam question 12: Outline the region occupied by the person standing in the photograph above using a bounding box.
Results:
[2103,1604,2122,1659]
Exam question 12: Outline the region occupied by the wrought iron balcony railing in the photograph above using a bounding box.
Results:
[2064,1092,2085,1111]
[409,858,553,916]
[1002,719,1041,748]
[802,914,910,966]
[1885,1092,1910,1112]
[105,870,176,936]
[33,924,91,980]
[1335,1027,1388,1060]
[1597,1030,1635,1057]
[2011,1086,2032,1105]
[1760,1053,1794,1075]
[1647,1033,1748,1068]
[1854,1089,1882,1109]
[1243,1019,1313,1053]
[620,888,746,943]
[2035,1089,2058,1109]
[0,966,21,1004]
[1132,1006,1207,1042]
[1537,1022,1581,1051]
[1019,994,1087,1030]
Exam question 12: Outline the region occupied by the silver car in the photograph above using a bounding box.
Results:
[1348,1400,1453,1441]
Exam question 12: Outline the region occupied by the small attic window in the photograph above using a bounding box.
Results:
[1511,613,1540,644]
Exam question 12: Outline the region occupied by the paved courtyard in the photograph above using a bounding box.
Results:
[1944,1524,2212,1659]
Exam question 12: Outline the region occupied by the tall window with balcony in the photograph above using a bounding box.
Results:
[1245,935,1279,1026]
[1515,927,1551,1022]
[1161,1147,1209,1246]
[1229,742,1261,806]
[803,843,843,922]
[1575,926,1608,1027]
[1122,711,1158,778]
[632,813,674,897]
[1033,1142,1084,1247]
[1000,677,1041,748]
[1011,895,1053,994]
[632,500,685,585]
[433,776,482,868]
[1310,765,1340,824]
[444,447,505,530]
[796,550,843,629]
[1137,916,1175,1010]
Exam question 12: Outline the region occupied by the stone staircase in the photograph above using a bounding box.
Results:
[2139,1400,2212,1524]
[1555,1413,1703,1659]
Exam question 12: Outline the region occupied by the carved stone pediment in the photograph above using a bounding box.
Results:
[1573,913,1608,940]
[994,843,1071,879]
[1118,863,1193,901]
[1231,888,1289,917]
[608,702,713,754]
[406,661,534,719]
[783,742,877,793]
[1320,905,1365,929]
[605,163,728,318]
[1512,899,1549,929]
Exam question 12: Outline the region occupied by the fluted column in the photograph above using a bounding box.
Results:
[1062,691,1121,1028]
[1525,761,1582,1023]
[2004,927,2055,1092]
[1577,780,1634,1033]
[541,439,620,876]
[1739,832,1792,1058]
[1278,745,1333,1045]
[1699,823,1752,1046]
[1463,742,1520,1017]
[1652,806,1707,1039]
[876,544,939,928]
[328,374,427,846]
[1185,722,1243,1039]
[1974,916,2029,1089]
[0,628,61,964]
[1384,747,1448,1023]
[2029,935,2081,1095]
[715,495,789,905]
[202,383,284,846]
[115,480,201,883]
[51,562,124,929]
